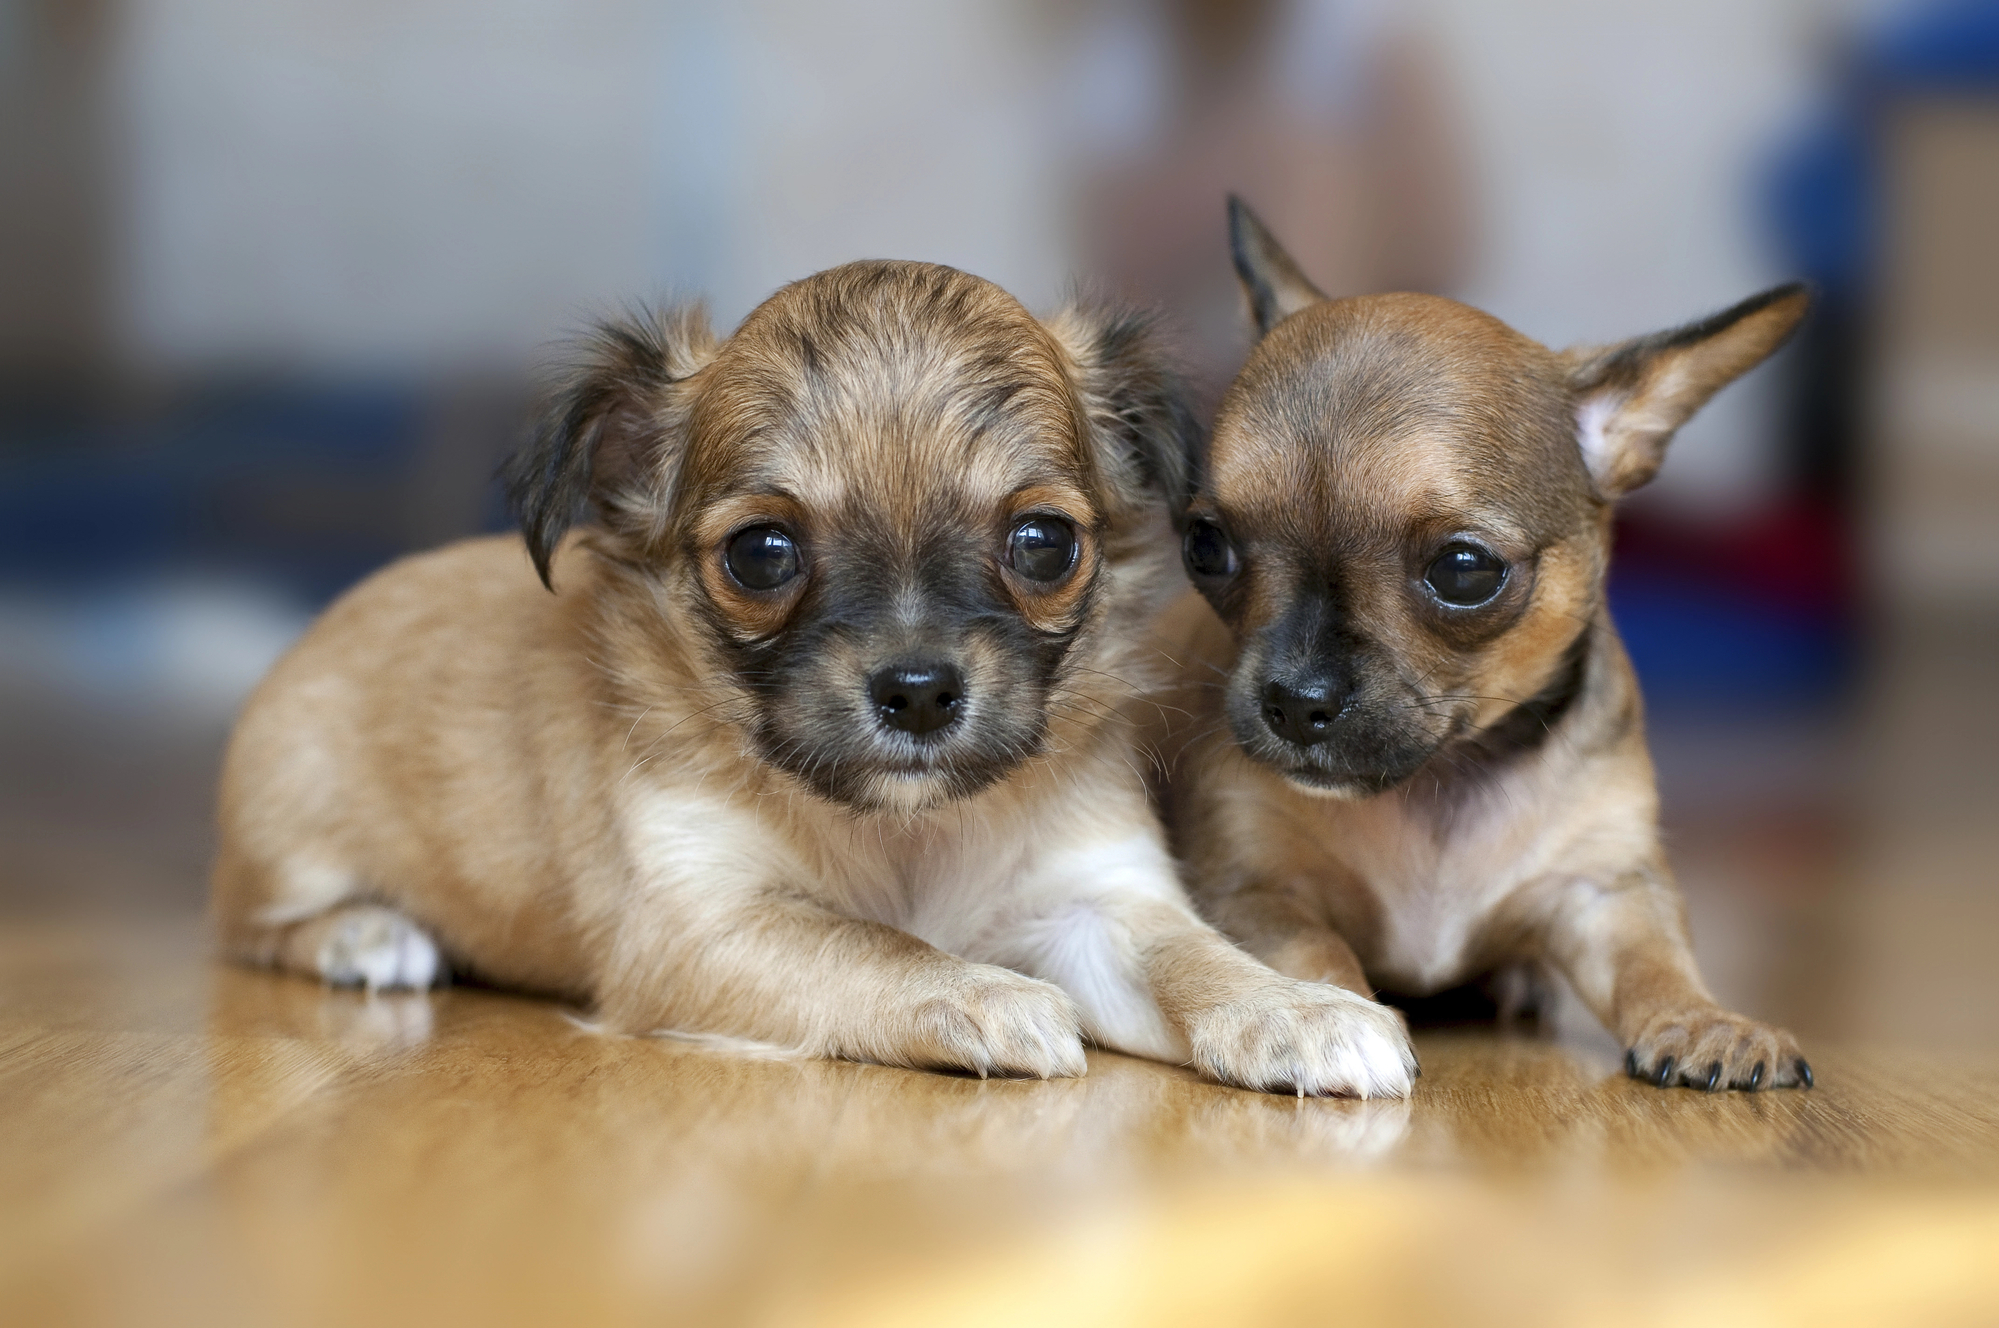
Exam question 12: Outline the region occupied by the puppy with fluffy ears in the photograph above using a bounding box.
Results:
[1154,202,1812,1091]
[211,259,1414,1097]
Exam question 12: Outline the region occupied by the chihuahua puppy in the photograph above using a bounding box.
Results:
[1154,201,1812,1091]
[211,259,1415,1096]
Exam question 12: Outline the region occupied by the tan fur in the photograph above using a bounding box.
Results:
[212,259,1415,1097]
[1155,204,1812,1091]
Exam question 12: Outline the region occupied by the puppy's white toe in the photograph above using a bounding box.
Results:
[309,905,444,991]
[1189,980,1416,1099]
[1318,1005,1418,1099]
[901,965,1088,1080]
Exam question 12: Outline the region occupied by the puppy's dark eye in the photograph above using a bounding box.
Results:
[724,526,800,591]
[1424,543,1506,606]
[1183,519,1238,582]
[1007,517,1077,584]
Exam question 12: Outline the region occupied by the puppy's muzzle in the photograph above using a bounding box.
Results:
[868,660,965,738]
[1259,673,1350,749]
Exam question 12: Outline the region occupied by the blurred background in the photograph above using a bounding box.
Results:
[1,0,1995,1050]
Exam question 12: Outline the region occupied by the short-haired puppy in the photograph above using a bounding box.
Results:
[1155,201,1812,1091]
[212,259,1415,1096]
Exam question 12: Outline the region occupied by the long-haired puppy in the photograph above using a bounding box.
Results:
[1154,201,1813,1091]
[212,259,1415,1096]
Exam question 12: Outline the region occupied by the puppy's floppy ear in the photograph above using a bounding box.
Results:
[1229,195,1328,337]
[503,304,719,588]
[1565,284,1809,500]
[1044,298,1199,521]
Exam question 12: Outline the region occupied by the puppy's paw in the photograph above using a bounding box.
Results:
[285,904,445,992]
[903,966,1088,1081]
[1187,980,1416,1099]
[1624,1005,1810,1091]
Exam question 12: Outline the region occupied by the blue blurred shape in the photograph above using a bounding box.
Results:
[0,383,424,602]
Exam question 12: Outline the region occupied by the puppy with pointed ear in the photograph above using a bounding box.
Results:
[1152,199,1813,1091]
[209,259,1418,1097]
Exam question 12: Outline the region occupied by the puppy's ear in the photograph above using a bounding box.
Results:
[1565,284,1809,499]
[1229,195,1328,337]
[503,305,719,588]
[1044,299,1199,521]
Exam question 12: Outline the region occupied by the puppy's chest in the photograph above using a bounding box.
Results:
[811,828,1030,955]
[1298,792,1557,993]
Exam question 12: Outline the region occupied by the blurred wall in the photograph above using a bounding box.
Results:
[1873,97,1999,604]
[118,0,673,374]
[76,0,1865,405]
[1428,0,1832,512]
[113,0,1071,374]
[0,0,115,380]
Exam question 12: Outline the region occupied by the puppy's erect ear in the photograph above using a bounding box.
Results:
[1044,299,1199,522]
[1229,195,1328,337]
[503,305,719,588]
[1565,284,1809,500]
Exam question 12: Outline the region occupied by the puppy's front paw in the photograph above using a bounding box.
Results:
[902,966,1087,1081]
[1187,980,1416,1099]
[1624,1006,1810,1091]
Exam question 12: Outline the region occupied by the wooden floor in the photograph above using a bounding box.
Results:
[2,916,1997,1328]
[4,615,1998,1326]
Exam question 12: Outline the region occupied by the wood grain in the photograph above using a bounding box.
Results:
[2,917,1997,1327]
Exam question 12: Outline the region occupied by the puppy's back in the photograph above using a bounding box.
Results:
[212,535,605,994]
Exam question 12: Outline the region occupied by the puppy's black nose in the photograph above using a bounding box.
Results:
[1261,676,1347,747]
[869,662,965,737]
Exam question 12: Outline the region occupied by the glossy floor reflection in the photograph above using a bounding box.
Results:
[3,918,1997,1328]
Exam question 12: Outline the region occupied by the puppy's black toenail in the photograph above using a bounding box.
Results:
[1797,1058,1813,1089]
[1625,1048,1640,1078]
[1704,1061,1723,1092]
[1653,1055,1675,1088]
[1749,1061,1765,1091]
